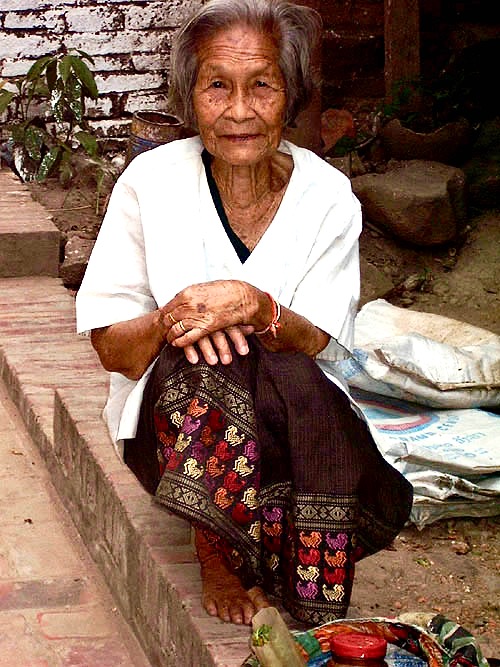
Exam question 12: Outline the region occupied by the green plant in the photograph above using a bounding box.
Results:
[379,78,423,127]
[379,74,470,132]
[0,50,100,184]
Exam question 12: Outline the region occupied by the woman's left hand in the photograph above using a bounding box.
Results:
[161,280,264,364]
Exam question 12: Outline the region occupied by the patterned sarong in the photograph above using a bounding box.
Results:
[125,337,412,625]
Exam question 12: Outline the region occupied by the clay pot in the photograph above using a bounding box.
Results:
[126,111,183,164]
[380,117,472,165]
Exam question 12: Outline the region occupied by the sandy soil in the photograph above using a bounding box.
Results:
[26,167,500,661]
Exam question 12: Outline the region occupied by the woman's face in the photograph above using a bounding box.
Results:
[192,24,287,167]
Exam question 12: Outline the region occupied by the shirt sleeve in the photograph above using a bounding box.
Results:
[288,180,362,361]
[75,171,157,334]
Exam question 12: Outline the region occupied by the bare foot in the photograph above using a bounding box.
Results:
[195,528,270,625]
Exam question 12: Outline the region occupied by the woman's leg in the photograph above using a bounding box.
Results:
[194,526,269,624]
[129,339,412,626]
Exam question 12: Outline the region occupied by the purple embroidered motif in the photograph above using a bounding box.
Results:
[190,441,209,464]
[244,440,259,461]
[181,414,201,435]
[262,507,283,522]
[326,532,348,550]
[296,581,318,599]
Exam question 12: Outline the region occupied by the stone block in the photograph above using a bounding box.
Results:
[60,234,95,288]
[0,172,61,278]
[352,160,467,245]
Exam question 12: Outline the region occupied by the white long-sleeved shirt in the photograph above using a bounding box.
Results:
[76,136,361,446]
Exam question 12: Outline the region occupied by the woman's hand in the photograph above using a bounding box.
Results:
[160,280,270,364]
[182,325,255,365]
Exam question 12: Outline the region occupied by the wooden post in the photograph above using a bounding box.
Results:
[384,0,421,111]
[283,0,322,153]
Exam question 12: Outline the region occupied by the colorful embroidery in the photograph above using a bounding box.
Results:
[153,363,361,625]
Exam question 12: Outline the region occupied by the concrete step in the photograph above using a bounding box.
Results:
[0,168,60,278]
[0,164,255,666]
[0,378,152,667]
[0,274,254,666]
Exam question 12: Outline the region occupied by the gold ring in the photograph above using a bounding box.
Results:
[167,312,177,325]
[179,320,187,333]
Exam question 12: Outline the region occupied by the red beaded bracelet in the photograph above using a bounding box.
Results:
[255,292,282,338]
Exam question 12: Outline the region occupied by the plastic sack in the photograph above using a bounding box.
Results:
[340,300,500,408]
[351,388,500,527]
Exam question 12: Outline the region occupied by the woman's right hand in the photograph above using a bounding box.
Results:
[182,325,255,365]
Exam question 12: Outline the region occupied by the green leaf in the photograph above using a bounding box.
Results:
[45,59,57,92]
[50,84,65,123]
[13,145,37,182]
[37,146,61,180]
[26,55,53,82]
[24,125,46,161]
[58,149,74,186]
[70,55,98,99]
[10,122,28,143]
[75,50,95,66]
[0,89,16,114]
[67,76,83,122]
[75,130,98,157]
[58,55,72,84]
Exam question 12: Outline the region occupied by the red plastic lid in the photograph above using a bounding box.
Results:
[330,633,388,659]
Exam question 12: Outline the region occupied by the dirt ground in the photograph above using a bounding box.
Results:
[26,164,500,661]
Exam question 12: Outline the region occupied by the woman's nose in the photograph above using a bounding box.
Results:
[227,86,256,121]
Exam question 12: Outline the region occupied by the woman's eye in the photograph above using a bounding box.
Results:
[255,80,268,88]
[210,80,224,89]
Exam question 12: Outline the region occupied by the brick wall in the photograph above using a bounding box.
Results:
[0,0,203,146]
[1,0,496,147]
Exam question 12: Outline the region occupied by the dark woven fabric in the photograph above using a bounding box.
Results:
[124,337,412,624]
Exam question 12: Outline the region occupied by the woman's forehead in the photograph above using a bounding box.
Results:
[197,24,280,66]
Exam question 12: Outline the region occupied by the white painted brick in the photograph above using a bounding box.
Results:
[64,6,124,33]
[131,53,169,72]
[88,55,132,73]
[1,58,34,77]
[4,10,65,32]
[95,72,164,94]
[124,0,201,29]
[1,0,49,9]
[0,81,17,94]
[1,0,77,8]
[0,34,57,59]
[64,29,170,56]
[88,118,131,138]
[124,91,170,114]
[86,96,114,117]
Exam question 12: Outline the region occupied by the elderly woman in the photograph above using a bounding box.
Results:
[77,0,412,627]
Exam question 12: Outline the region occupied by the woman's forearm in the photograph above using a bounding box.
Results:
[254,298,330,358]
[90,310,168,380]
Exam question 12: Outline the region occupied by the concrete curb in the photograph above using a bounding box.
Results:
[0,276,253,666]
[0,170,254,666]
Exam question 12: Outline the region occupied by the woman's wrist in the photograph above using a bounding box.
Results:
[255,291,282,338]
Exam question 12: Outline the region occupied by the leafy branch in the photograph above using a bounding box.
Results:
[0,50,101,184]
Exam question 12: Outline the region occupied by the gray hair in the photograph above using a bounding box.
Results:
[169,0,322,129]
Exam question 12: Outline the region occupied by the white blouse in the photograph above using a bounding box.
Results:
[76,136,362,446]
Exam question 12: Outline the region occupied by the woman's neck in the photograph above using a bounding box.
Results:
[211,152,292,210]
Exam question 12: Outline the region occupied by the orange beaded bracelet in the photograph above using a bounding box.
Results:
[255,292,282,338]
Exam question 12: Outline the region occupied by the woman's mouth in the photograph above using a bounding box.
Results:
[221,134,259,142]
